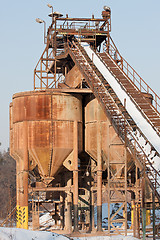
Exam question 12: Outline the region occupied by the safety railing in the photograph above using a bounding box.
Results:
[103,35,160,114]
[56,20,109,32]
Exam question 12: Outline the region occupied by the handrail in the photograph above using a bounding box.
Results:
[103,35,160,114]
[56,21,107,32]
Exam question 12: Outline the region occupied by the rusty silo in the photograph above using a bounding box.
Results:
[85,95,135,175]
[9,5,160,238]
[10,90,83,229]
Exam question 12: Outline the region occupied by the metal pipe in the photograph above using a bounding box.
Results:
[47,4,53,23]
[124,148,127,236]
[133,200,136,237]
[135,165,140,239]
[136,204,140,239]
[152,191,156,240]
[97,121,102,232]
[60,193,64,229]
[73,121,79,232]
[107,123,111,235]
[142,176,146,240]
[65,177,72,232]
[131,199,136,236]
[90,190,95,232]
[54,19,57,86]
[29,187,71,192]
[44,21,46,44]
[35,18,46,44]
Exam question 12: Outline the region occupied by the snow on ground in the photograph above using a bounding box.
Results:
[0,227,70,240]
[74,237,138,240]
[0,227,139,240]
[80,42,160,176]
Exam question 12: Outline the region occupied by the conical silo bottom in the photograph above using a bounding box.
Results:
[29,148,72,178]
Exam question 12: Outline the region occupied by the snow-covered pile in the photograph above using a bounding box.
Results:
[39,212,57,229]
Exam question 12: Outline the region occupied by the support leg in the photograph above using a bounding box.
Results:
[97,121,102,232]
[142,177,146,240]
[152,192,156,240]
[19,121,29,229]
[73,121,79,232]
[65,177,72,232]
[90,190,95,232]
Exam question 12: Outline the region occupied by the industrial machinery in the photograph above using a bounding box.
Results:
[10,6,160,238]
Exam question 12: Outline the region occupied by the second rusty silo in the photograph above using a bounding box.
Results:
[85,95,133,173]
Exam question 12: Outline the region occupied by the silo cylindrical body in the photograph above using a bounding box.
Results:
[85,95,132,174]
[10,90,83,178]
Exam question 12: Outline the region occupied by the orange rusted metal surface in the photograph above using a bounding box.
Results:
[85,95,133,173]
[63,65,83,88]
[142,92,153,104]
[10,90,83,178]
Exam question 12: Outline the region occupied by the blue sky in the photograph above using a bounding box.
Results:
[0,0,160,150]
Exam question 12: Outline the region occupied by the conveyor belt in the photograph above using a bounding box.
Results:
[67,40,160,202]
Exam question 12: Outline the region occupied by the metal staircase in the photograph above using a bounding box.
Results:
[67,39,160,202]
[98,50,160,136]
[103,35,160,114]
